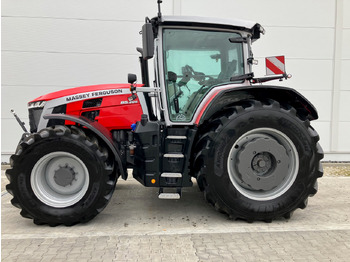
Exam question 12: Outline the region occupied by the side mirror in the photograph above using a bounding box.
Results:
[229,37,248,43]
[128,73,137,84]
[136,47,143,56]
[142,22,154,60]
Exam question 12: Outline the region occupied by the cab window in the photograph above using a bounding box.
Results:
[163,29,244,122]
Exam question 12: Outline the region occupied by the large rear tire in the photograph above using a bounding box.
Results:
[194,99,323,221]
[6,125,117,226]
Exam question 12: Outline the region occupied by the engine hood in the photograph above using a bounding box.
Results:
[29,83,131,103]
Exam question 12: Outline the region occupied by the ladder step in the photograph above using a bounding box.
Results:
[166,135,187,140]
[158,193,181,199]
[161,173,182,178]
[164,153,184,158]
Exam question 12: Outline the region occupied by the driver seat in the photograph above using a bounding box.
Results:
[218,60,237,81]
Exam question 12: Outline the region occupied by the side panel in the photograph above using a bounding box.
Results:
[66,94,143,130]
[36,86,145,131]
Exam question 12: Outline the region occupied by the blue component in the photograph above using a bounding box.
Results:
[131,123,137,131]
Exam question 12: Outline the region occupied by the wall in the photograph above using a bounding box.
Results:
[1,0,349,162]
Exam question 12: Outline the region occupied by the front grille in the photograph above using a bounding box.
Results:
[47,104,66,127]
[28,108,43,133]
[83,98,103,108]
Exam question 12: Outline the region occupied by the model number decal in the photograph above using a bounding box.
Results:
[65,89,123,102]
[120,100,138,105]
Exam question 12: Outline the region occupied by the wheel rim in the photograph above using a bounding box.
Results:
[227,128,299,201]
[31,152,90,208]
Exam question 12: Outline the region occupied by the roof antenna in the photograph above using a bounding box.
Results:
[157,0,162,18]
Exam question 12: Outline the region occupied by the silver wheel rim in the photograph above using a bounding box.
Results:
[227,128,299,201]
[31,152,89,208]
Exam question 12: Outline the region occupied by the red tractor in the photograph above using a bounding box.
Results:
[6,2,323,226]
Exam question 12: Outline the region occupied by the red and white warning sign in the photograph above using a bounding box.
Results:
[265,56,285,75]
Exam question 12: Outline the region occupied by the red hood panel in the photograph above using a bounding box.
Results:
[30,84,132,102]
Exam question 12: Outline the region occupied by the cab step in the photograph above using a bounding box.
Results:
[161,172,182,178]
[158,193,181,199]
[163,153,184,158]
[166,135,187,140]
[158,187,181,199]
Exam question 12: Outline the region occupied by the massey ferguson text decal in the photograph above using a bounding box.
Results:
[65,89,123,102]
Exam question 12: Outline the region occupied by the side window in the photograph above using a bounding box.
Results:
[228,49,244,77]
[165,50,221,121]
[218,48,244,82]
[166,50,221,78]
[163,29,243,122]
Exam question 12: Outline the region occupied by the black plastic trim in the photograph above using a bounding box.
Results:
[158,20,254,34]
[82,98,103,108]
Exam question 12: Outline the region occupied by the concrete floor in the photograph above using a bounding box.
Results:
[2,167,350,261]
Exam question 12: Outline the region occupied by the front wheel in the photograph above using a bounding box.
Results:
[194,100,323,221]
[6,126,117,226]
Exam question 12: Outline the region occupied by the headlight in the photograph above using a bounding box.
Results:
[28,101,46,109]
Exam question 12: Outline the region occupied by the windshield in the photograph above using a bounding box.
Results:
[163,28,244,122]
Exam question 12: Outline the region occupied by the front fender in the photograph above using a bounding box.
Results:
[43,114,126,179]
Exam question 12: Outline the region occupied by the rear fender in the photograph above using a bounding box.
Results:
[198,86,318,125]
[43,114,127,179]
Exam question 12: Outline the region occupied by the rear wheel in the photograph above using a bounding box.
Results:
[6,126,117,226]
[227,127,299,201]
[194,99,323,221]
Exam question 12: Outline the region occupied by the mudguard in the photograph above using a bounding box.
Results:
[43,114,127,179]
[197,85,318,125]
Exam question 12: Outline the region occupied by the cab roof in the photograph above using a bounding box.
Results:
[156,15,264,41]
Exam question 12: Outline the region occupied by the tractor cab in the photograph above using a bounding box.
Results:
[136,16,264,125]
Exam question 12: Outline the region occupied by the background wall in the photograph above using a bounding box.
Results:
[1,0,349,162]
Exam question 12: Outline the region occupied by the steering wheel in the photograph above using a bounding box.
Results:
[179,65,218,87]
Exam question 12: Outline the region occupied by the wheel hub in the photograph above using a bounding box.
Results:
[251,152,273,175]
[236,137,289,191]
[53,165,76,187]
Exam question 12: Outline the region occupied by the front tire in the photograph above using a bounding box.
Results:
[194,100,323,221]
[6,125,117,226]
